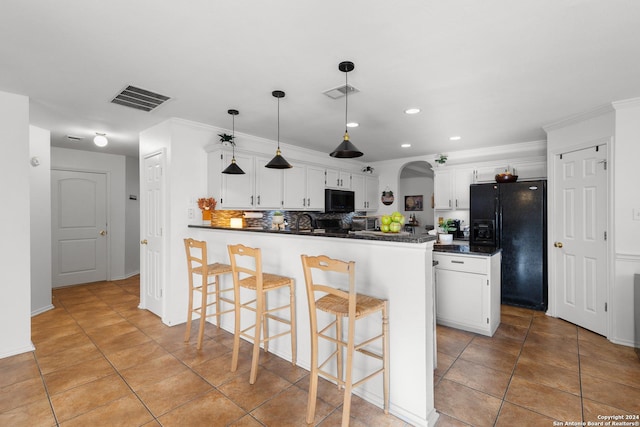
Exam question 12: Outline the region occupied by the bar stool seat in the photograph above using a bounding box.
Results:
[228,244,297,384]
[301,254,389,427]
[184,238,234,350]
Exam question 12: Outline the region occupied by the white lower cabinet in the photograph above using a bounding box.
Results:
[433,251,501,336]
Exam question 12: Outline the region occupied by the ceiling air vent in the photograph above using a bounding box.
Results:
[322,84,359,100]
[66,135,84,142]
[111,85,171,112]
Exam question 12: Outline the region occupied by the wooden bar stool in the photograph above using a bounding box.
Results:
[227,244,297,384]
[184,238,234,350]
[301,254,389,427]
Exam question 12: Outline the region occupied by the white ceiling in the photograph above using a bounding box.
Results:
[2,1,639,161]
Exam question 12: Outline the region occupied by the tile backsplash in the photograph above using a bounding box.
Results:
[209,210,363,229]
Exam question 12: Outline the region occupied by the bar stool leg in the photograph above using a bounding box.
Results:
[289,282,297,365]
[341,318,356,427]
[231,279,242,372]
[249,291,264,385]
[262,295,269,355]
[383,302,390,413]
[184,283,194,343]
[336,315,343,389]
[196,274,209,350]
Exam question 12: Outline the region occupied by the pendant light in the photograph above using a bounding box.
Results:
[222,109,245,174]
[265,90,292,169]
[330,61,363,158]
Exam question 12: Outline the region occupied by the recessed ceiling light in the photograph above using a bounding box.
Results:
[401,143,411,148]
[346,122,359,128]
[94,133,108,147]
[449,136,461,141]
[404,108,420,115]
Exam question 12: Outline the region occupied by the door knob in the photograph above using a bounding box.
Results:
[554,242,563,248]
[99,230,107,236]
[140,239,148,245]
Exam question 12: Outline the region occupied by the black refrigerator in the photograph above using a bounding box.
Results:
[470,180,547,311]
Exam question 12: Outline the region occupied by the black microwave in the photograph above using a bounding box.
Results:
[324,189,355,213]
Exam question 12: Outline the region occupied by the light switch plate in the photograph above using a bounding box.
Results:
[633,208,640,221]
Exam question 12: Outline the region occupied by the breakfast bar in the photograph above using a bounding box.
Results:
[188,225,439,427]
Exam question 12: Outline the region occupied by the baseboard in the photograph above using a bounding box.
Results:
[124,270,140,279]
[0,343,36,360]
[31,304,55,317]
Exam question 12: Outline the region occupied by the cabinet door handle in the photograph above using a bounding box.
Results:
[449,200,452,208]
[250,195,254,205]
[456,199,458,208]
[307,198,310,206]
[451,260,464,264]
[302,198,306,207]
[257,195,261,205]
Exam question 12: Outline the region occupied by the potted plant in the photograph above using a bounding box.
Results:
[218,133,235,145]
[438,218,455,244]
[197,197,217,222]
[435,154,448,166]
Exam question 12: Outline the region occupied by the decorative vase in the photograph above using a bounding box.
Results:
[202,209,211,222]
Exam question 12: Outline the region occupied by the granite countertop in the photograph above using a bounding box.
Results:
[188,224,437,244]
[433,244,501,256]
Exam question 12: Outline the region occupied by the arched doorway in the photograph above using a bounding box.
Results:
[398,161,435,231]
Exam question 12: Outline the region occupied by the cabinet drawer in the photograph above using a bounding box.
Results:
[433,253,487,274]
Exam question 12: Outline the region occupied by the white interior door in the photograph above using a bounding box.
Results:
[52,170,108,287]
[553,144,608,335]
[140,151,165,316]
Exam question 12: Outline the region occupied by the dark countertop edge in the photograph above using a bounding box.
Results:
[433,244,502,256]
[188,224,437,244]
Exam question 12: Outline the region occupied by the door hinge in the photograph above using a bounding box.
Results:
[604,231,607,241]
[560,153,563,160]
[220,154,223,160]
[160,288,163,297]
[486,318,489,324]
[487,279,489,286]
[605,302,607,312]
[595,145,599,152]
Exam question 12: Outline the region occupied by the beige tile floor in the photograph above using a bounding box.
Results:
[434,305,640,426]
[2,277,639,426]
[0,276,406,427]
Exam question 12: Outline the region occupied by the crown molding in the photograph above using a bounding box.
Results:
[543,103,615,133]
[612,97,640,111]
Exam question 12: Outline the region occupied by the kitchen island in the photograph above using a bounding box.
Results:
[188,225,438,427]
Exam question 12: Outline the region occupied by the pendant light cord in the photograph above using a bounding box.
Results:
[344,71,348,132]
[277,96,281,149]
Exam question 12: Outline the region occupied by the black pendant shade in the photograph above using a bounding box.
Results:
[265,90,292,169]
[222,109,245,175]
[330,61,363,158]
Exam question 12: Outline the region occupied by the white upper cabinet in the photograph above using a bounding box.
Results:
[435,167,473,210]
[352,174,378,211]
[254,156,284,209]
[283,163,325,211]
[511,161,547,181]
[325,168,351,189]
[220,151,255,208]
[216,151,283,210]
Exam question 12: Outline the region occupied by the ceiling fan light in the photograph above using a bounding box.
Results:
[94,133,108,147]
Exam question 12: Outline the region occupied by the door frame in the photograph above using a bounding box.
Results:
[139,149,167,320]
[546,137,614,338]
[51,167,111,283]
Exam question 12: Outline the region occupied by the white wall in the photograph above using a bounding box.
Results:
[611,99,640,346]
[0,90,34,358]
[125,156,140,277]
[400,175,434,227]
[30,125,53,315]
[545,99,640,346]
[51,147,127,281]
